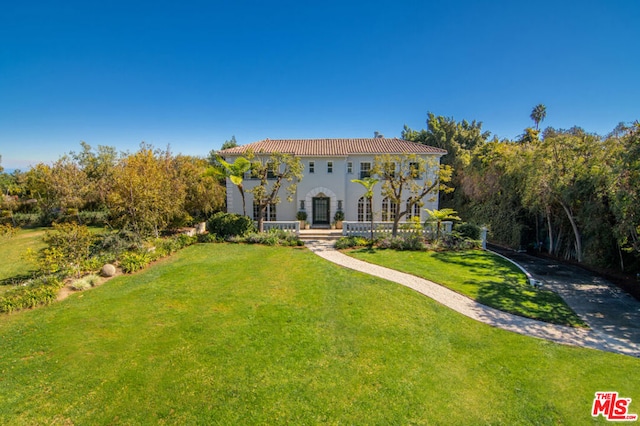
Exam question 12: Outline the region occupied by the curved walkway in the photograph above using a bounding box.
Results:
[305,241,640,358]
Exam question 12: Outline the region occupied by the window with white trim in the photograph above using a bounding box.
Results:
[357,196,372,222]
[381,197,397,222]
[359,162,371,179]
[253,201,277,221]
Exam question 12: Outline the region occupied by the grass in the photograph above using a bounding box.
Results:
[0,243,638,424]
[0,228,46,288]
[345,248,586,327]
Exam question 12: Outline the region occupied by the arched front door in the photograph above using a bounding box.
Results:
[312,196,330,225]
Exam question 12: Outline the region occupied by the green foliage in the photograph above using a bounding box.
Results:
[0,276,62,313]
[454,222,481,240]
[207,212,255,238]
[378,234,426,251]
[296,210,307,221]
[0,223,17,239]
[334,236,369,249]
[197,233,219,243]
[333,210,344,222]
[36,222,94,276]
[71,274,100,291]
[119,251,151,274]
[240,230,304,247]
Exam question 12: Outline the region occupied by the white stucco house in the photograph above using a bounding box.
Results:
[218,138,447,227]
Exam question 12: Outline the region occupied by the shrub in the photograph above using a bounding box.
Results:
[12,213,42,227]
[77,211,109,226]
[0,276,63,314]
[377,234,426,251]
[39,222,94,277]
[119,251,151,274]
[71,274,100,291]
[440,232,481,251]
[454,222,481,240]
[197,233,219,243]
[242,230,303,246]
[334,236,369,250]
[333,210,345,222]
[0,223,17,239]
[296,211,307,221]
[207,212,255,239]
[96,229,144,258]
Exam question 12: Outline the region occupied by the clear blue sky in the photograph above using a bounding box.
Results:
[1,0,639,170]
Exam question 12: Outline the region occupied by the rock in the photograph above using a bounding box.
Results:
[195,222,207,234]
[101,263,117,277]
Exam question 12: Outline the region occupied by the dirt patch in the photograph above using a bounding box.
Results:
[57,271,121,301]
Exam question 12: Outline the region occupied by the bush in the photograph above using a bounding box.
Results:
[334,236,369,250]
[296,211,307,221]
[197,233,219,243]
[242,230,304,246]
[377,233,426,251]
[333,210,345,222]
[207,212,255,239]
[12,213,42,227]
[0,223,17,239]
[0,276,63,314]
[454,223,481,240]
[119,251,151,274]
[439,232,481,251]
[39,222,94,277]
[71,274,100,291]
[78,211,109,226]
[96,229,144,258]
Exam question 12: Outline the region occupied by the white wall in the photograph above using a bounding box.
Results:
[224,153,442,223]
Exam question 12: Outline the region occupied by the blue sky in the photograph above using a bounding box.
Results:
[1,1,639,170]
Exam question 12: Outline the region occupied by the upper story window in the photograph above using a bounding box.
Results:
[409,162,422,179]
[383,162,396,178]
[327,161,333,173]
[267,162,277,179]
[347,162,353,174]
[359,162,371,179]
[309,161,315,173]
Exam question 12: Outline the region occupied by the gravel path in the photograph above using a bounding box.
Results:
[305,241,640,358]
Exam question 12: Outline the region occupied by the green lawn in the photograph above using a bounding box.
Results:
[0,243,637,424]
[347,248,586,327]
[0,228,46,286]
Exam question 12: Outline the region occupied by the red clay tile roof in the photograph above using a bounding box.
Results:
[219,138,447,156]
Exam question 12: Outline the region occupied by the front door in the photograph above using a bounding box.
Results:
[312,197,330,225]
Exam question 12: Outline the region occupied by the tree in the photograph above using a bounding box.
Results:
[209,155,251,216]
[221,135,238,150]
[609,122,640,258]
[424,208,461,240]
[247,152,303,232]
[372,154,452,237]
[530,104,547,130]
[108,144,186,237]
[174,155,225,222]
[402,113,492,213]
[71,142,118,210]
[351,177,379,241]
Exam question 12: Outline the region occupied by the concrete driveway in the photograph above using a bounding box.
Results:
[489,245,640,353]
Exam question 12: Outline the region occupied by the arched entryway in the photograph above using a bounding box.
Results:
[304,187,337,227]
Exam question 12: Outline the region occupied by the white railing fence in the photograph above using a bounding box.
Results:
[260,221,300,235]
[342,221,453,237]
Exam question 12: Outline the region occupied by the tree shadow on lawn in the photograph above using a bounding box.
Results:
[474,279,587,327]
[430,250,519,277]
[430,251,586,327]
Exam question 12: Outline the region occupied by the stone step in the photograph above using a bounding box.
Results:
[298,230,343,241]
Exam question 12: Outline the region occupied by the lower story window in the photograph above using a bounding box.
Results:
[253,201,277,221]
[357,197,372,222]
[381,197,397,222]
[405,198,421,220]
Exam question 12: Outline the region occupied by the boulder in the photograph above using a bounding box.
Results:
[101,263,117,277]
